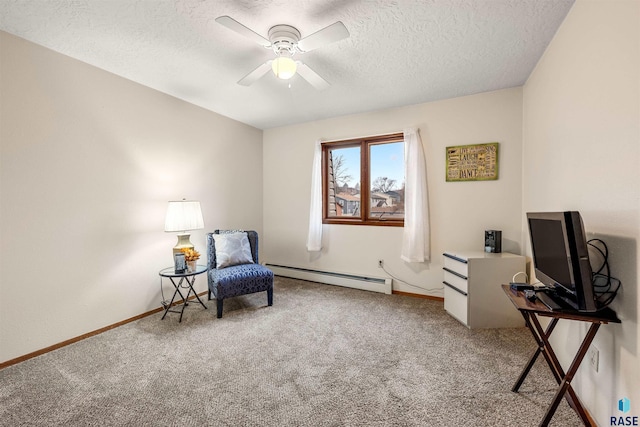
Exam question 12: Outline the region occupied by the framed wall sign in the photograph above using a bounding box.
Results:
[446,142,499,182]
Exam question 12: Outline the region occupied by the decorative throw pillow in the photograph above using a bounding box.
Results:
[213,232,254,269]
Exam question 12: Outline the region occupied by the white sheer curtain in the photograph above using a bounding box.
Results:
[306,139,323,251]
[401,128,430,262]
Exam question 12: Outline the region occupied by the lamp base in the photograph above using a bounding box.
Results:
[173,234,194,254]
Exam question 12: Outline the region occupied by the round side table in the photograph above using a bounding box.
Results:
[159,265,208,322]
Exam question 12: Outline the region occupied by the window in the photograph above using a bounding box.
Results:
[322,133,404,226]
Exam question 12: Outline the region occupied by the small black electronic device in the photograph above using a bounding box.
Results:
[484,230,502,253]
[510,282,534,291]
[524,290,536,301]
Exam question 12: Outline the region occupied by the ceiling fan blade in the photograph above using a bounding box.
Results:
[238,62,272,86]
[215,16,271,47]
[297,21,349,52]
[296,63,330,90]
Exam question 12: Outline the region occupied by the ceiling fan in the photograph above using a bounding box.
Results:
[215,16,350,90]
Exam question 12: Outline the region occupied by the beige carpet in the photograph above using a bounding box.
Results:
[0,277,582,426]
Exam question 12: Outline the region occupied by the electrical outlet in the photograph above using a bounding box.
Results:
[378,259,384,268]
[588,346,599,372]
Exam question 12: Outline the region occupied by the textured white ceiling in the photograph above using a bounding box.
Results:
[0,0,575,129]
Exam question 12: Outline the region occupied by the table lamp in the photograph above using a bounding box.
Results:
[164,199,204,254]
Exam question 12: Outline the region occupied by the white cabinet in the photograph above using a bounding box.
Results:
[443,251,525,328]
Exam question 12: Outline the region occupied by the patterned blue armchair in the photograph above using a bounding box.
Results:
[207,230,274,318]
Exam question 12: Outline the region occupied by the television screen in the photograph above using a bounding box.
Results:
[527,211,597,312]
[528,218,574,290]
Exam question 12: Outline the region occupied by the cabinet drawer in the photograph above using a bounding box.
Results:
[444,284,468,326]
[443,254,468,276]
[443,270,468,294]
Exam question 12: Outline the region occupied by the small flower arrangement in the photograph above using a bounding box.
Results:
[181,248,200,262]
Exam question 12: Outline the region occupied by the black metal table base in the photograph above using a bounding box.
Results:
[161,275,207,322]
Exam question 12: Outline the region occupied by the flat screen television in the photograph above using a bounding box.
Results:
[527,211,598,312]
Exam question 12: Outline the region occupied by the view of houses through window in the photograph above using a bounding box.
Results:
[368,142,404,220]
[324,134,404,225]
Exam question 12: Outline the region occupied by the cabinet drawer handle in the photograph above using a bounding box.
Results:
[443,253,468,264]
[442,267,468,280]
[443,281,468,296]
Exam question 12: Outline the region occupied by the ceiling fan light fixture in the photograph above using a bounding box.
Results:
[216,16,349,89]
[271,56,297,80]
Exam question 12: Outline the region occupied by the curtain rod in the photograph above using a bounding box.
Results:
[321,130,405,144]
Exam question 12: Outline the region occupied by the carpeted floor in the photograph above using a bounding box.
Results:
[0,277,582,426]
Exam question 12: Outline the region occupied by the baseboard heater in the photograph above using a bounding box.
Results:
[265,264,392,295]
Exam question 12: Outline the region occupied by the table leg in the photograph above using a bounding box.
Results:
[513,311,598,426]
[185,275,207,310]
[531,315,586,413]
[177,277,191,322]
[161,275,207,322]
[539,322,600,427]
[512,312,560,391]
[529,315,565,383]
[161,277,189,321]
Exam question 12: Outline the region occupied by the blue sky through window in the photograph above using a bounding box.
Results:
[333,142,404,191]
[370,142,404,190]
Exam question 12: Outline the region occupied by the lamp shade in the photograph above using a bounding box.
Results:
[164,200,204,232]
[271,56,297,80]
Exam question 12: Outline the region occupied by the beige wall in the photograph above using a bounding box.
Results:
[523,0,639,424]
[263,88,524,296]
[0,31,264,363]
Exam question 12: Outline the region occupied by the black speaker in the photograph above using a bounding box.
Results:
[484,230,502,253]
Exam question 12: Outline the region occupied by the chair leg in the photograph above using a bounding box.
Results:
[208,290,212,301]
[216,299,223,318]
[267,288,273,306]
